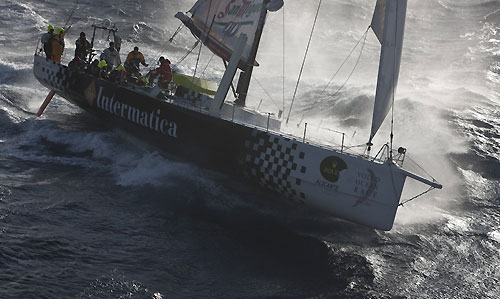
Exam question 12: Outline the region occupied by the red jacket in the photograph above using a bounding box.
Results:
[155,62,172,82]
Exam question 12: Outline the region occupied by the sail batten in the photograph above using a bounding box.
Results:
[369,0,407,141]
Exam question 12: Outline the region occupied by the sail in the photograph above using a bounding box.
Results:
[175,0,269,69]
[369,0,407,141]
[173,73,218,95]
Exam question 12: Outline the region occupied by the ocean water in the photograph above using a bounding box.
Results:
[1,0,499,298]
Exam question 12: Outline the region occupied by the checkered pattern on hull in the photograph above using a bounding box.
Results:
[243,129,307,201]
[39,59,73,91]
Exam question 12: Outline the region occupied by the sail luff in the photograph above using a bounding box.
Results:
[369,0,407,142]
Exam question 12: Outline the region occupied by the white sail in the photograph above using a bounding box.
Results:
[176,0,271,68]
[369,0,407,141]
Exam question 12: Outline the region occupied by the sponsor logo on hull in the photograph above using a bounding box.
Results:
[94,85,178,138]
[320,156,347,183]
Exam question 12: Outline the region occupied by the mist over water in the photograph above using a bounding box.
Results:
[1,0,499,298]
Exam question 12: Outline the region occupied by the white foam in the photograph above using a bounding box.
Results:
[21,120,204,189]
[113,151,195,187]
[459,168,499,201]
[488,230,500,244]
[0,59,32,71]
[444,215,470,234]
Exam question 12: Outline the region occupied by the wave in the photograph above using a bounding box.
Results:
[439,0,500,10]
[0,59,33,85]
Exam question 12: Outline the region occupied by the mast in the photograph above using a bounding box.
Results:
[234,0,270,107]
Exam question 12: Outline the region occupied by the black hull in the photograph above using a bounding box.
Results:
[36,56,258,174]
[33,54,410,230]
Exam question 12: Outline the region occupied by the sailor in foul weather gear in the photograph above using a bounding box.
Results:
[41,25,55,59]
[51,27,66,63]
[150,56,172,89]
[75,32,91,61]
[100,42,121,70]
[125,46,148,73]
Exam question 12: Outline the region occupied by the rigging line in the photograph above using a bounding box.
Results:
[159,25,188,62]
[63,0,80,29]
[159,24,185,56]
[156,24,185,63]
[321,127,346,135]
[324,32,368,102]
[398,186,435,207]
[169,24,185,42]
[175,40,200,66]
[343,143,367,150]
[295,28,369,121]
[296,30,368,126]
[168,4,197,44]
[317,28,369,103]
[200,52,216,77]
[405,154,438,182]
[193,38,203,79]
[253,76,282,111]
[285,0,323,125]
[193,0,214,80]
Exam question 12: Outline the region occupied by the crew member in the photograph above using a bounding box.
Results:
[125,46,148,72]
[51,27,66,63]
[97,59,108,79]
[75,32,91,61]
[100,42,121,70]
[150,56,172,89]
[109,64,127,85]
[41,25,55,59]
[87,59,100,77]
[68,56,85,71]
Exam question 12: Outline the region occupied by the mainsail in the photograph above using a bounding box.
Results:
[175,0,269,69]
[369,0,407,142]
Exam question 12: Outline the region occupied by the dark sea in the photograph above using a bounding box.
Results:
[1,0,500,298]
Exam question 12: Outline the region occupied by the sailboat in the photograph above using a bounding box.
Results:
[32,0,441,230]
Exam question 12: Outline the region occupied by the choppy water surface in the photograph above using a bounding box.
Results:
[1,0,499,298]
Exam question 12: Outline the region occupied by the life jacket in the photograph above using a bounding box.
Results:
[125,51,145,67]
[51,32,66,62]
[155,62,172,82]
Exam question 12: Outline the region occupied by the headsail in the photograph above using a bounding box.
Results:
[175,0,271,69]
[369,0,407,142]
